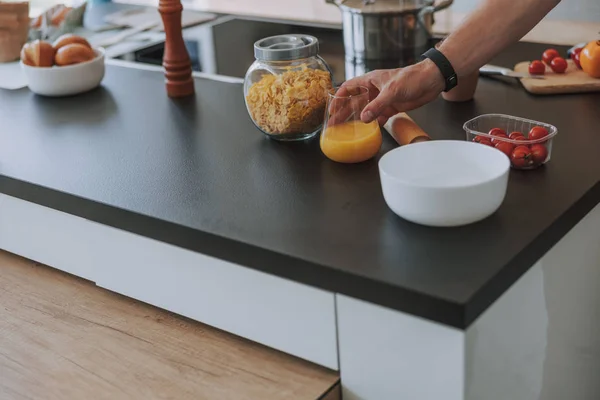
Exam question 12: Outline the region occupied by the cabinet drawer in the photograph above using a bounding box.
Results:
[0,194,94,280]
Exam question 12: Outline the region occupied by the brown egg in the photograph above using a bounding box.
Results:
[20,40,56,67]
[52,34,91,51]
[54,43,96,66]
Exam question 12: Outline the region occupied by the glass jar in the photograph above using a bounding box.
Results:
[243,34,334,141]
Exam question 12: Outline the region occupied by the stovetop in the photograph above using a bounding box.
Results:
[116,16,441,84]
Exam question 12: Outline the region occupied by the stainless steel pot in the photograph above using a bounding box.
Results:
[326,0,453,61]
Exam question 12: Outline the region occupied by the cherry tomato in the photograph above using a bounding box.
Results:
[495,141,515,157]
[529,60,546,75]
[474,136,493,146]
[491,135,509,145]
[530,144,549,165]
[489,130,509,144]
[511,145,534,168]
[488,128,507,137]
[550,57,568,74]
[573,51,582,69]
[542,48,560,65]
[570,47,583,61]
[528,126,549,142]
[509,131,525,140]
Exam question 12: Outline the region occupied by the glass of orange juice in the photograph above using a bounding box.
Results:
[320,86,382,163]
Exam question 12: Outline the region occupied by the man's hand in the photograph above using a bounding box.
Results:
[337,59,445,126]
[334,0,562,126]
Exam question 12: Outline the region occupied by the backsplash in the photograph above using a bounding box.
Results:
[121,0,596,44]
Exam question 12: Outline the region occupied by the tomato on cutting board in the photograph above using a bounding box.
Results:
[542,49,560,66]
[550,57,568,74]
[580,40,600,78]
[571,47,583,69]
[528,60,545,75]
[573,52,582,69]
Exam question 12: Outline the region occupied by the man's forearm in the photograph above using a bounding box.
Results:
[438,0,561,77]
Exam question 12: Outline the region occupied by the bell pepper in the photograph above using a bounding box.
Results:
[580,40,600,78]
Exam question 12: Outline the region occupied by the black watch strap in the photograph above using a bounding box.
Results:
[421,48,458,92]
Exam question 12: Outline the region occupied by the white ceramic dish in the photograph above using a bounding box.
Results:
[378,140,510,227]
[20,47,105,97]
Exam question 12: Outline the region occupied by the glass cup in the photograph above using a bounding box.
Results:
[320,86,383,164]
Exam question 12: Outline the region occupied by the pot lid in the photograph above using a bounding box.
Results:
[254,34,319,61]
[337,0,431,14]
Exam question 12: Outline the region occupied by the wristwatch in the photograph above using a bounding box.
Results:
[421,48,458,92]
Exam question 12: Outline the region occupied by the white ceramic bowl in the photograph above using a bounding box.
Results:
[21,47,105,97]
[379,140,510,227]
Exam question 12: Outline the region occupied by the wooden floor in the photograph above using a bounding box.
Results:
[0,250,340,400]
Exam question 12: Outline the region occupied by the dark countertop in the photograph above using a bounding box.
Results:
[1,41,599,329]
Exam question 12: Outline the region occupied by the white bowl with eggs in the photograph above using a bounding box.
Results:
[378,140,510,227]
[21,46,105,97]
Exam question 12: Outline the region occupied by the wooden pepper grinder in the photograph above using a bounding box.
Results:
[158,0,194,97]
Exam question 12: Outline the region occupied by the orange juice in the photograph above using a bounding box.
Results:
[320,120,382,163]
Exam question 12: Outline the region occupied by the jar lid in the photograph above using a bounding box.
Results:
[337,0,430,14]
[254,34,319,61]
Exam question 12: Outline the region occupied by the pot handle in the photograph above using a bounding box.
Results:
[432,0,453,12]
[419,0,453,35]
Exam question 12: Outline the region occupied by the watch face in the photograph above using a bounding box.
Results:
[448,76,457,84]
[446,75,458,92]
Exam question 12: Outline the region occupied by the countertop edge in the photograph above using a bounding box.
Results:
[0,174,469,328]
[3,174,599,329]
[465,181,600,326]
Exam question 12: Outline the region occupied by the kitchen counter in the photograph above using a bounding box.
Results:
[1,40,599,399]
[1,41,599,327]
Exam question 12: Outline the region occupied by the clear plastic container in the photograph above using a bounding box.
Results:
[463,114,558,170]
[244,34,333,141]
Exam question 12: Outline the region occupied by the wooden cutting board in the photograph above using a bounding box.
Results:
[514,59,600,95]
